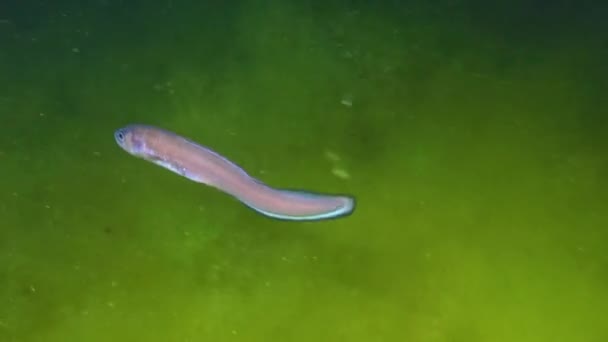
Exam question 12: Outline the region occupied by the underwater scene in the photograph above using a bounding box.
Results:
[1,1,607,341]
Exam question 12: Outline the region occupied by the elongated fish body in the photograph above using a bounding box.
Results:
[114,124,355,221]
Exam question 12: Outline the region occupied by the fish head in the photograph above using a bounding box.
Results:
[114,125,146,157]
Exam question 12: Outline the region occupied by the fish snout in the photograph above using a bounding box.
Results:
[114,129,127,146]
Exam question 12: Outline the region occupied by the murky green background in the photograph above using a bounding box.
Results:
[1,1,607,341]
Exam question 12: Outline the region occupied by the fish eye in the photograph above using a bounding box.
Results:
[115,131,124,142]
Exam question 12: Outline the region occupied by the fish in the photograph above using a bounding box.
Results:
[114,124,355,221]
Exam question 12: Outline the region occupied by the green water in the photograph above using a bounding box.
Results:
[1,1,607,341]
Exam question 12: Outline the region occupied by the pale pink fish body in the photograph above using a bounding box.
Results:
[114,125,355,221]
